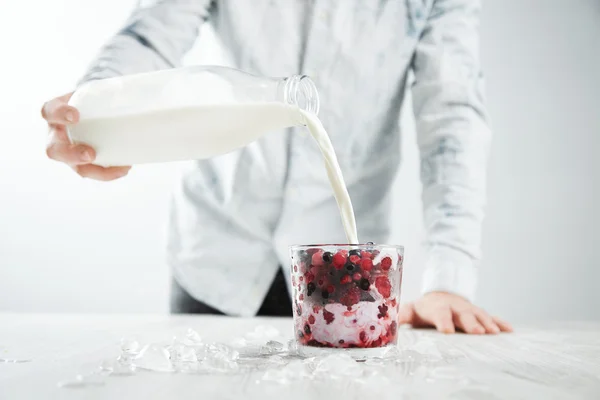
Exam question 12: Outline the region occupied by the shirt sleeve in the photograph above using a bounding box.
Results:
[79,0,212,85]
[410,0,491,302]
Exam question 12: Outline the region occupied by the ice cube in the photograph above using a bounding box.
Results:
[261,359,311,383]
[168,341,199,372]
[202,343,240,371]
[192,343,209,361]
[185,328,202,344]
[230,337,264,357]
[259,340,285,355]
[120,338,140,354]
[169,344,198,372]
[111,361,137,376]
[313,354,362,378]
[286,339,299,354]
[135,344,173,372]
[382,345,402,360]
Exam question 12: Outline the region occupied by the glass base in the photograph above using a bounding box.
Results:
[297,344,392,360]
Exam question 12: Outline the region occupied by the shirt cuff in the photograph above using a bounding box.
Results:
[420,247,478,303]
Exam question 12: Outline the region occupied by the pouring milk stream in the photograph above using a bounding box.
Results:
[68,66,358,244]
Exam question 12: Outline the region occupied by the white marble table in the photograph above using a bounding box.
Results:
[1,313,599,399]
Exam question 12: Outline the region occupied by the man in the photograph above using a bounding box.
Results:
[42,0,511,334]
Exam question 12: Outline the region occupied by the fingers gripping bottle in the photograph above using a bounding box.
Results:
[68,66,319,166]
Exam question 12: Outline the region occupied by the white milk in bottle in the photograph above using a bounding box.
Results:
[68,66,358,243]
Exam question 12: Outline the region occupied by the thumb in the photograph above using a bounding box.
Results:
[431,307,455,334]
[397,303,416,325]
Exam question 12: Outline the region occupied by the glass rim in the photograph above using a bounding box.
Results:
[290,243,404,250]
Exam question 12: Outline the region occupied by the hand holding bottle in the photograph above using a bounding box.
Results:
[42,92,131,181]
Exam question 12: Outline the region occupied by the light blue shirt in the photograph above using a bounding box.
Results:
[81,0,491,316]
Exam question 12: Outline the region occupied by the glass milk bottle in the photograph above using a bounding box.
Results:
[67,66,320,166]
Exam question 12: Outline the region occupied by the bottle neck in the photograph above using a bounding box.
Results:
[277,75,320,115]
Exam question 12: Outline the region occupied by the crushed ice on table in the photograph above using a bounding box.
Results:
[260,340,285,355]
[136,344,173,372]
[58,325,446,390]
[314,354,363,378]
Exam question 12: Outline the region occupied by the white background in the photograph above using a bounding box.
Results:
[0,0,598,322]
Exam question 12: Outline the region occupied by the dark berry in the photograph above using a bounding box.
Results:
[322,251,333,263]
[307,282,316,296]
[338,339,345,345]
[359,331,367,342]
[349,249,362,257]
[359,278,371,291]
[377,304,389,319]
[345,263,355,272]
[370,325,376,330]
[304,324,311,335]
[321,290,329,299]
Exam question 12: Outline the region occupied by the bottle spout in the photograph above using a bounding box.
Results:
[279,75,320,115]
